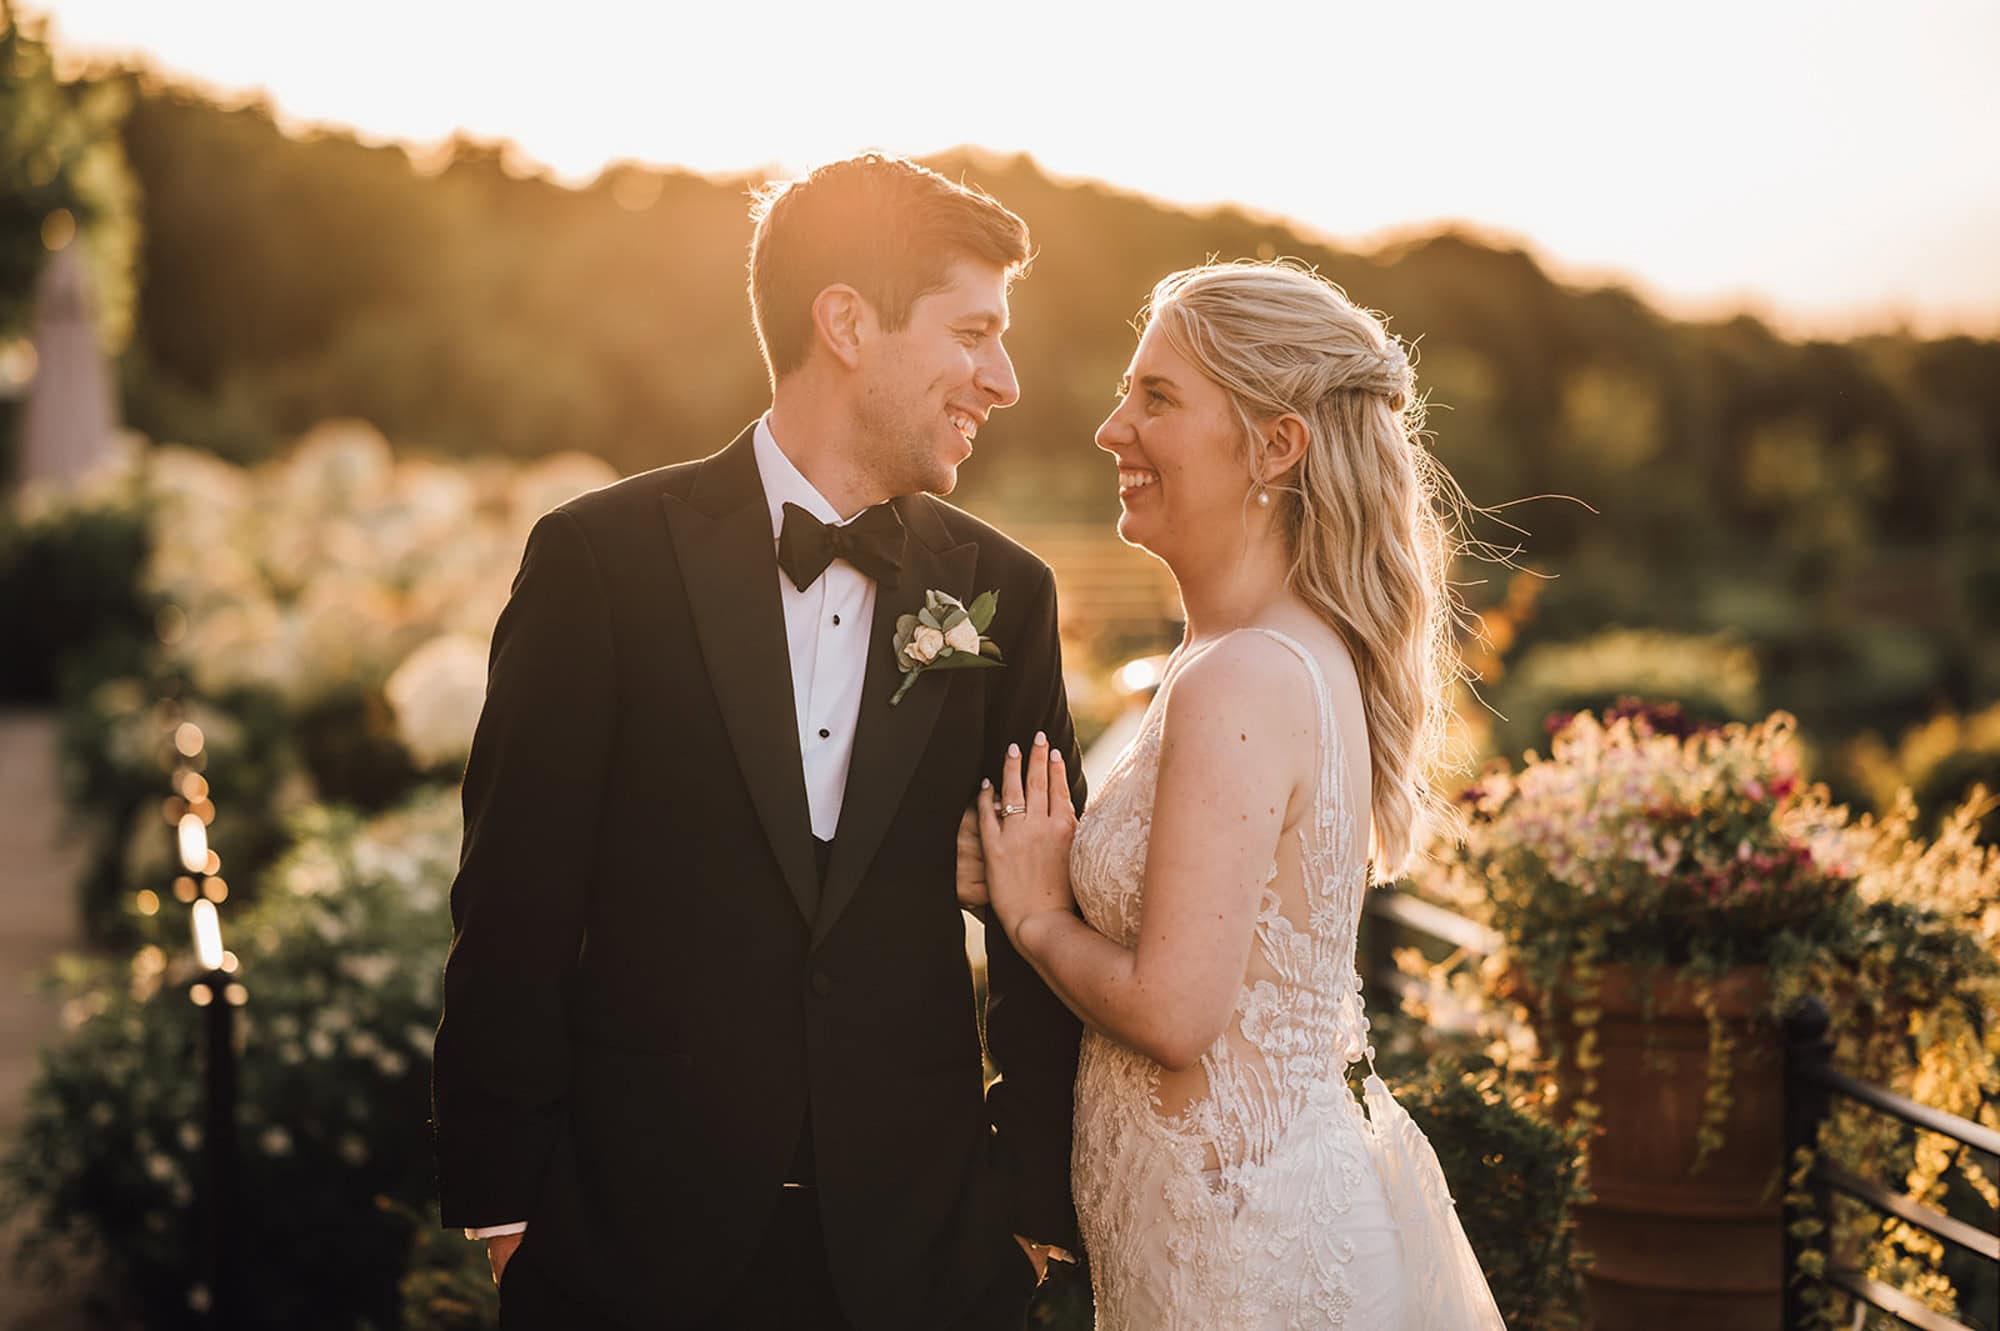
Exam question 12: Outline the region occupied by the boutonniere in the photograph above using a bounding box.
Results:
[890,588,1005,705]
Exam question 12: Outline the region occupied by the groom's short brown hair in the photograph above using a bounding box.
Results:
[748,153,1032,382]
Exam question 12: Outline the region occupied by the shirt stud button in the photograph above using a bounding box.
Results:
[818,728,830,739]
[831,614,841,626]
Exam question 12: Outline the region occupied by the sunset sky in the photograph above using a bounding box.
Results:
[25,0,2000,339]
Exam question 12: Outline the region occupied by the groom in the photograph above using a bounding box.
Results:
[431,153,1086,1329]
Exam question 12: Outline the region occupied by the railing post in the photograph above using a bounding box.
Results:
[1357,892,1395,1002]
[1781,995,1834,1330]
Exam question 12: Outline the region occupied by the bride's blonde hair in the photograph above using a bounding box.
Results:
[1143,259,1466,880]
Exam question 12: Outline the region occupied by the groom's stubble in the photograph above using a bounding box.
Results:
[853,351,968,500]
[839,257,1020,504]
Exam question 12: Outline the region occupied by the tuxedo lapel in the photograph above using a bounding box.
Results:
[814,495,977,951]
[660,428,820,926]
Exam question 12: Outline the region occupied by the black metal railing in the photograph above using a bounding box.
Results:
[1358,885,1500,1007]
[1783,998,2000,1331]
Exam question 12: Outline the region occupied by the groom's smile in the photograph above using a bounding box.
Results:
[863,256,1019,497]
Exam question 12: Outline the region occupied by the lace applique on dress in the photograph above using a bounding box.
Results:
[1067,629,1506,1330]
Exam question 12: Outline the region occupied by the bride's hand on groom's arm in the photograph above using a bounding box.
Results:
[976,732,1078,940]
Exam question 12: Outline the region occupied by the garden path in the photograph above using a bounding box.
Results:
[0,710,94,1329]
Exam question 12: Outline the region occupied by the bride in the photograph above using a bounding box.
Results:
[963,261,1507,1328]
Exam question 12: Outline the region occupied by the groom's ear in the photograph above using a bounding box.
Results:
[809,284,870,371]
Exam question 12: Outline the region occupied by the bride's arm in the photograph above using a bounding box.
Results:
[981,637,1311,1071]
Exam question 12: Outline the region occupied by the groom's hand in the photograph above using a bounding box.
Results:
[955,803,989,908]
[1014,1233,1074,1286]
[485,1232,524,1287]
[1014,1233,1048,1285]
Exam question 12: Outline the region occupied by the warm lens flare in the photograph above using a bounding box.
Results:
[190,898,224,971]
[176,813,208,874]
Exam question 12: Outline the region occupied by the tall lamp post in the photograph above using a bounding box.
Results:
[166,718,246,1329]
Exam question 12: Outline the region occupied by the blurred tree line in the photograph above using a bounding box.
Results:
[7,60,1998,783]
[0,2,137,476]
[0,4,135,347]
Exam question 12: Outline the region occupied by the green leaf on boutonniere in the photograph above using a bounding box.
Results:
[890,587,1006,705]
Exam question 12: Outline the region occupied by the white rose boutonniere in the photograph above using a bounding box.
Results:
[891,588,1004,705]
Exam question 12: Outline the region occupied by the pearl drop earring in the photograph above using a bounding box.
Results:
[1255,488,1272,508]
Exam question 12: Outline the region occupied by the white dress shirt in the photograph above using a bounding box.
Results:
[465,416,881,1239]
[753,413,877,840]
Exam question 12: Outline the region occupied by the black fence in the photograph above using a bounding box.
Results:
[1783,999,2000,1331]
[1357,885,1500,1006]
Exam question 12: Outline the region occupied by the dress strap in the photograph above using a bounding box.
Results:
[1231,629,1374,1075]
[1227,628,1326,700]
[1224,629,1337,760]
[1166,627,1353,865]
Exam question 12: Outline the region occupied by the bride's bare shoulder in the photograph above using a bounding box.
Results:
[1158,631,1319,752]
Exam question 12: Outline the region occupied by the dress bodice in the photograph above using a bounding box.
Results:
[1069,628,1378,1132]
[1067,628,1393,1328]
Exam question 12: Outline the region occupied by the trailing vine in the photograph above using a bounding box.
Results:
[1689,975,1735,1174]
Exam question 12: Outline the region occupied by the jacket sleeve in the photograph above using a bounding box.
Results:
[432,510,616,1229]
[981,564,1088,1250]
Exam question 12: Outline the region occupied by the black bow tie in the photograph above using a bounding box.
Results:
[776,501,906,592]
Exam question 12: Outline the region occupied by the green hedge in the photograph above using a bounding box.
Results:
[0,500,155,703]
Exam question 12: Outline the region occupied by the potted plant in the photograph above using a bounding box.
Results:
[1423,702,1856,1328]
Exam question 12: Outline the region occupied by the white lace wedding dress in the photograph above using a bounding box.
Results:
[1068,629,1507,1329]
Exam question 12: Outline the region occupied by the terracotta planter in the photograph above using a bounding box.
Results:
[1521,962,1785,1330]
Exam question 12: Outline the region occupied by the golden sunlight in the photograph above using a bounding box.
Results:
[24,0,2000,334]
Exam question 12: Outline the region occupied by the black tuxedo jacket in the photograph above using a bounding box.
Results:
[432,425,1085,1329]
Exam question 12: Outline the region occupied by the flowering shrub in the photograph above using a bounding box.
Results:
[2,789,462,1330]
[23,426,618,940]
[1454,708,1853,983]
[141,422,614,727]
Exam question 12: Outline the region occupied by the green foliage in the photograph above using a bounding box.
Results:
[1393,1057,1589,1330]
[391,1196,496,1330]
[58,671,322,942]
[1487,628,1762,762]
[0,491,154,702]
[1847,702,2000,843]
[2,789,461,1330]
[0,2,138,348]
